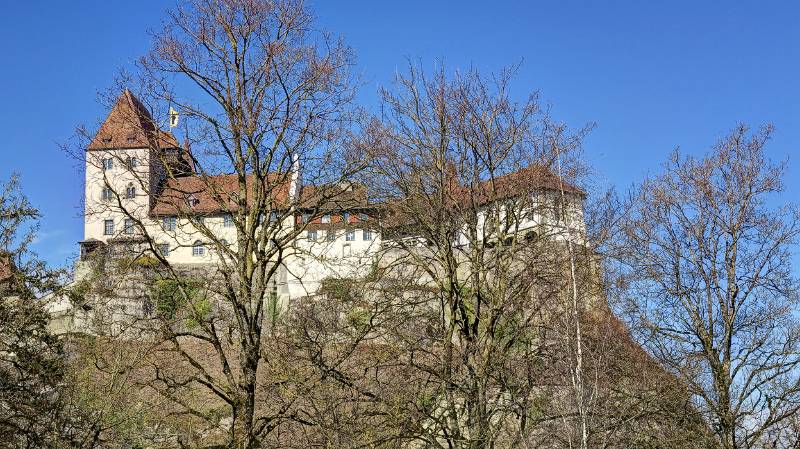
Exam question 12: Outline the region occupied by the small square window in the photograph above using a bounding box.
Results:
[158,244,170,257]
[123,219,134,235]
[321,214,331,224]
[307,230,317,241]
[103,220,114,235]
[326,230,336,241]
[162,216,176,231]
[192,241,205,257]
[346,230,355,241]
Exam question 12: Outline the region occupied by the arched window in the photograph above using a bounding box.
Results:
[125,183,136,199]
[192,241,205,257]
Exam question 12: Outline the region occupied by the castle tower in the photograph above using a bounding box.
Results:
[80,90,185,258]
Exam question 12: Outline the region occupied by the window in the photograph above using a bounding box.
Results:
[359,213,368,221]
[363,229,373,241]
[158,244,170,257]
[268,211,278,223]
[103,220,114,235]
[162,216,176,231]
[125,183,136,199]
[321,214,331,224]
[307,230,317,241]
[301,213,310,224]
[125,156,138,169]
[346,230,355,241]
[326,230,336,241]
[101,186,113,201]
[192,241,205,257]
[124,219,134,235]
[220,239,229,247]
[223,214,234,227]
[343,212,350,224]
[553,197,564,223]
[194,216,205,226]
[186,194,199,207]
[102,158,113,170]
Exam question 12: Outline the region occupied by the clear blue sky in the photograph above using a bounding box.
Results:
[1,1,798,267]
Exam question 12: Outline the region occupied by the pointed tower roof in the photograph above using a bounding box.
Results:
[87,89,180,151]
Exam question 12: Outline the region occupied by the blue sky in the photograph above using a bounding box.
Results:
[1,1,798,267]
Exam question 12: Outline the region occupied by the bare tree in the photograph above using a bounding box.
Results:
[361,63,595,448]
[70,0,375,447]
[616,124,800,449]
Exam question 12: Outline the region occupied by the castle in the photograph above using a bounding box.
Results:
[79,90,383,303]
[47,90,585,334]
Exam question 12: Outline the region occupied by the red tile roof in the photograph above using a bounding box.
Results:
[475,164,584,199]
[150,173,292,216]
[0,254,11,284]
[88,90,180,151]
[380,164,584,229]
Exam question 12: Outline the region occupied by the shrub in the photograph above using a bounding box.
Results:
[150,278,204,320]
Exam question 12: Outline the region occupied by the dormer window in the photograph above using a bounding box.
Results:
[186,194,199,207]
[125,134,137,143]
[321,214,331,224]
[101,137,112,144]
[125,183,136,199]
[343,212,350,224]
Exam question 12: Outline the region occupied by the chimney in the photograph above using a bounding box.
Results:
[288,153,301,203]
